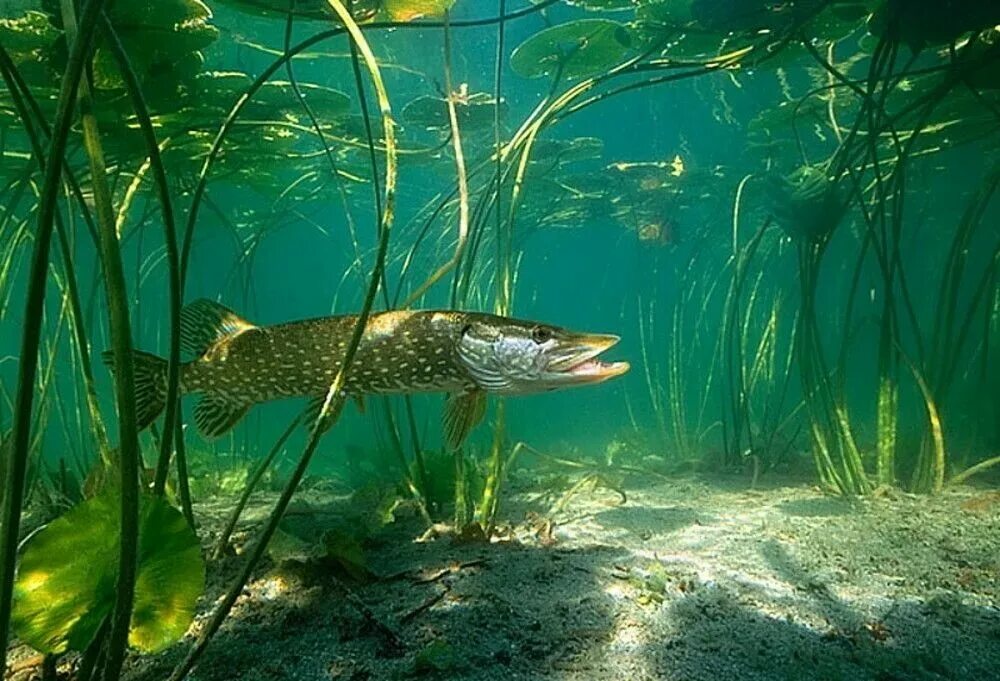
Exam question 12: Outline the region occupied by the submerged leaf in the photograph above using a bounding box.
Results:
[380,0,455,21]
[401,91,506,133]
[868,0,1000,51]
[12,493,204,654]
[565,0,636,10]
[510,19,633,81]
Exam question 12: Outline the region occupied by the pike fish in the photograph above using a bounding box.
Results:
[108,300,630,448]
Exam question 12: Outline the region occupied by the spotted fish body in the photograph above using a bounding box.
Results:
[189,311,478,393]
[111,299,629,447]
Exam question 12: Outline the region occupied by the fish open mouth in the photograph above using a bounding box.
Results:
[549,333,630,383]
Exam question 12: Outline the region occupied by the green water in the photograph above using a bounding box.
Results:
[0,1,999,679]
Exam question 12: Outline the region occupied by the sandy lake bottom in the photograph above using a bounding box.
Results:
[13,473,999,681]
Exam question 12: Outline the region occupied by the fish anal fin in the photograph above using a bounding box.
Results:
[194,394,250,439]
[181,299,256,359]
[443,390,487,451]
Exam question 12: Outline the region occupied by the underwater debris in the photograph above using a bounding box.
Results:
[104,299,629,446]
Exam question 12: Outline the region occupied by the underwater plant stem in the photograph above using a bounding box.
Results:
[492,0,506,258]
[98,15,185,499]
[896,346,945,493]
[59,1,144,675]
[379,398,432,522]
[477,400,506,533]
[213,414,303,559]
[402,12,470,307]
[282,1,363,274]
[0,46,112,462]
[167,3,397,676]
[477,0,512,526]
[0,0,107,665]
[949,455,1000,487]
[173,417,196,527]
[178,1,555,293]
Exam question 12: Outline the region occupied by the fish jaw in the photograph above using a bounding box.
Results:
[543,333,630,387]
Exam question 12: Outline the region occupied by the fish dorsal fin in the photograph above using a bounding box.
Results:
[194,394,250,439]
[443,390,487,450]
[180,299,255,358]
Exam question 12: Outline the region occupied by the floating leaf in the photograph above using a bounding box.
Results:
[634,3,734,59]
[690,0,800,34]
[12,493,204,655]
[210,0,378,22]
[765,165,848,241]
[510,19,633,81]
[0,11,58,56]
[379,0,455,21]
[565,0,637,11]
[401,91,506,133]
[868,0,1000,52]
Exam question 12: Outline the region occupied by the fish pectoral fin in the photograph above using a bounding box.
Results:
[443,389,487,451]
[194,394,250,439]
[352,394,366,414]
[303,394,342,435]
[180,299,256,358]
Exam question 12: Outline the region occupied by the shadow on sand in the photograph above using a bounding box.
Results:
[638,540,1000,681]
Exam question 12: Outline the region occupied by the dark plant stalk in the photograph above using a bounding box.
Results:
[173,417,196,527]
[167,4,398,675]
[0,46,112,462]
[474,0,509,534]
[0,0,108,665]
[212,413,303,559]
[98,15,185,500]
[177,1,558,287]
[283,0,363,267]
[57,0,143,673]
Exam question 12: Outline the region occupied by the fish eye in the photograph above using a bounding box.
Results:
[531,326,554,344]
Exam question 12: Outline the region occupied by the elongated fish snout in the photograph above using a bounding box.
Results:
[547,332,630,385]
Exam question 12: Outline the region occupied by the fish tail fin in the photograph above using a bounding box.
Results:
[102,350,169,431]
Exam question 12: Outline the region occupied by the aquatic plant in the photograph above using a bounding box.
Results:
[11,492,204,655]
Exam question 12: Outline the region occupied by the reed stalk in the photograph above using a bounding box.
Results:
[56,0,144,673]
[97,16,185,502]
[167,3,397,676]
[0,0,108,665]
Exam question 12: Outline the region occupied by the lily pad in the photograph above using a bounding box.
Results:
[210,0,378,22]
[401,92,506,133]
[868,0,1000,52]
[565,0,636,11]
[634,3,735,59]
[379,0,455,21]
[12,493,204,655]
[765,165,848,241]
[510,19,633,81]
[690,0,799,34]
